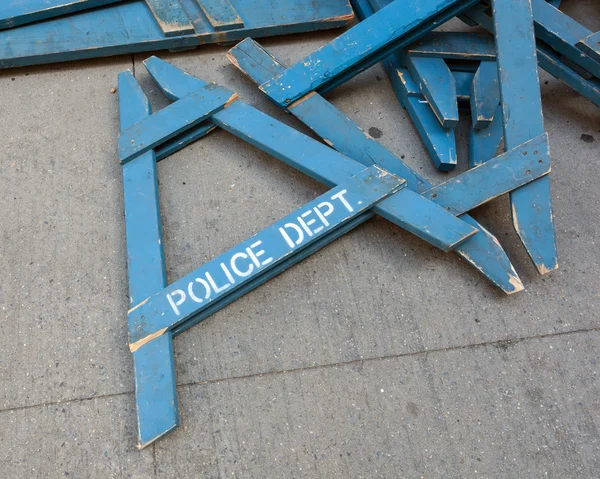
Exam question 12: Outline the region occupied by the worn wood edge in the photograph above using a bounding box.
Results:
[130,327,168,353]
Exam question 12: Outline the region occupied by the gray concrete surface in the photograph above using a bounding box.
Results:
[0,2,599,477]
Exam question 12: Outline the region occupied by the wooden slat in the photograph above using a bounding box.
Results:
[492,0,558,274]
[407,32,496,61]
[228,38,526,295]
[0,0,354,68]
[463,2,600,107]
[197,0,244,31]
[259,0,480,107]
[0,0,122,30]
[530,0,600,80]
[424,134,551,216]
[128,166,405,347]
[144,57,479,254]
[118,83,237,164]
[469,105,504,168]
[406,55,459,129]
[118,71,179,449]
[576,31,600,65]
[470,61,499,129]
[144,0,195,37]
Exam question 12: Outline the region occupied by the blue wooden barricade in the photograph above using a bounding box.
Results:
[120,51,557,444]
[0,0,354,68]
[226,0,557,279]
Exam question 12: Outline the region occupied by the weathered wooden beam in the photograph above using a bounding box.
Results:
[144,0,195,36]
[196,0,244,31]
[144,57,479,253]
[0,0,354,68]
[492,0,558,275]
[576,31,600,65]
[259,0,480,107]
[227,40,526,295]
[470,60,499,129]
[405,55,459,129]
[469,105,504,168]
[128,166,405,348]
[118,71,179,450]
[407,32,496,61]
[463,2,600,107]
[0,0,122,30]
[530,0,600,80]
[118,83,238,164]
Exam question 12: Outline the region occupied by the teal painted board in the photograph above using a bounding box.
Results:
[453,70,474,101]
[171,211,375,336]
[118,83,237,164]
[469,105,504,168]
[577,31,600,65]
[197,0,244,31]
[462,2,600,106]
[537,42,600,107]
[128,166,405,347]
[0,0,121,30]
[155,122,217,162]
[406,55,459,129]
[492,0,558,275]
[228,39,524,295]
[144,57,478,253]
[0,0,354,68]
[404,96,457,171]
[424,134,550,216]
[259,0,480,107]
[407,32,496,61]
[530,0,600,80]
[470,60,499,129]
[145,0,195,36]
[118,71,179,449]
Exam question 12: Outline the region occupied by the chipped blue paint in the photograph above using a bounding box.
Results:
[0,0,354,68]
[259,0,480,107]
[227,38,531,295]
[118,71,179,450]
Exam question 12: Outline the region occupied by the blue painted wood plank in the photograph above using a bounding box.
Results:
[259,0,480,107]
[0,0,354,68]
[144,56,478,253]
[0,0,122,30]
[118,71,179,449]
[404,96,457,171]
[145,0,195,36]
[424,134,550,216]
[470,60,499,129]
[462,2,600,107]
[577,31,600,65]
[118,83,237,165]
[530,0,600,80]
[492,0,558,275]
[128,166,405,347]
[405,55,459,129]
[469,105,504,168]
[453,70,474,101]
[197,0,244,31]
[407,32,496,61]
[229,39,524,294]
[536,43,600,107]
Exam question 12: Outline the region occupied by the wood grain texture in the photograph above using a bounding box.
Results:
[197,0,244,31]
[228,38,525,294]
[492,0,558,275]
[0,0,354,68]
[259,0,480,106]
[0,0,122,30]
[118,71,179,450]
